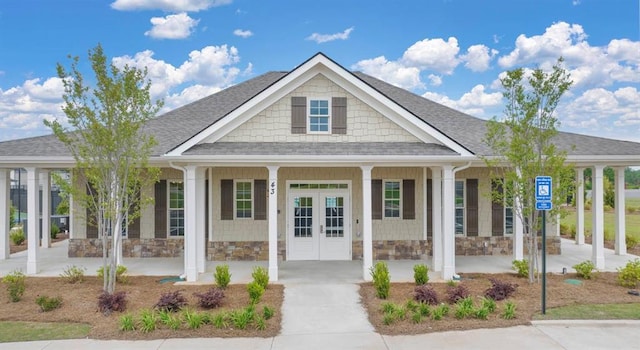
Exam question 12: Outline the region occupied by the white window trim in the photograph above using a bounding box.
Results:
[307,97,331,134]
[168,179,184,238]
[234,179,253,220]
[455,179,465,235]
[383,179,402,220]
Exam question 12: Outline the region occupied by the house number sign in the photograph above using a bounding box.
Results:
[270,181,276,195]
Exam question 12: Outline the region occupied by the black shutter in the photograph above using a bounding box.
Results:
[291,96,307,134]
[254,180,267,220]
[221,179,233,220]
[427,179,433,238]
[332,97,347,134]
[491,180,504,236]
[403,179,415,220]
[127,199,140,239]
[466,179,478,237]
[372,179,382,220]
[154,180,166,238]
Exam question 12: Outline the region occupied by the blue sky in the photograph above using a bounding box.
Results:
[0,0,638,142]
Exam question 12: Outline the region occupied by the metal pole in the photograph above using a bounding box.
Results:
[542,209,547,314]
[17,169,21,223]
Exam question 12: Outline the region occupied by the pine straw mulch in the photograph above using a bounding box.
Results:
[0,275,283,340]
[360,272,640,335]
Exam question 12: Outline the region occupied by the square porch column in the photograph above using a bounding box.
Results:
[40,171,51,249]
[0,170,9,259]
[26,167,40,275]
[442,165,455,280]
[513,168,524,260]
[184,165,206,282]
[614,166,626,255]
[575,168,585,245]
[430,167,443,272]
[361,165,373,281]
[267,166,279,282]
[591,165,605,269]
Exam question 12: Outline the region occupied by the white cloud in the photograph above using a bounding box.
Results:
[563,87,640,130]
[145,13,199,39]
[401,37,460,74]
[422,84,502,117]
[233,29,253,38]
[427,74,442,87]
[461,45,498,72]
[163,84,222,111]
[306,27,354,44]
[352,56,424,90]
[111,0,231,12]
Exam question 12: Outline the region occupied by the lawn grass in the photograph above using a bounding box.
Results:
[0,321,91,343]
[561,205,640,241]
[534,303,640,320]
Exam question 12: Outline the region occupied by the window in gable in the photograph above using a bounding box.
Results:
[308,99,330,133]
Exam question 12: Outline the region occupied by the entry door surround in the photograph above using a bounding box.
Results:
[287,181,351,261]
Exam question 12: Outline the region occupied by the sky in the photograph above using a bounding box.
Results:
[0,0,639,143]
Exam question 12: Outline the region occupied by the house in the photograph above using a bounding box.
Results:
[0,53,638,282]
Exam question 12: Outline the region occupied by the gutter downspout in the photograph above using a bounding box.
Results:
[169,162,188,280]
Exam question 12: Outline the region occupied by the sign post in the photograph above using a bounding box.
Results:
[535,176,552,315]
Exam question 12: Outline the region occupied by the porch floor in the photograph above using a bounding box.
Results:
[1,238,637,283]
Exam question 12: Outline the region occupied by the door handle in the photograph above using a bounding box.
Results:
[320,225,324,233]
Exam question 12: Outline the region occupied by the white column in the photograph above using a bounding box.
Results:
[614,167,626,255]
[208,168,214,242]
[591,165,605,269]
[0,170,10,259]
[575,168,585,245]
[422,167,428,241]
[183,165,202,282]
[442,165,456,280]
[361,165,373,281]
[26,167,40,274]
[267,166,279,282]
[513,194,524,260]
[431,167,442,272]
[40,171,51,248]
[195,167,206,273]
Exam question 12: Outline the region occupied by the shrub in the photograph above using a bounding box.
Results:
[454,297,475,319]
[617,259,640,288]
[98,291,127,314]
[154,290,188,312]
[446,284,470,304]
[97,264,128,284]
[627,234,639,250]
[405,299,419,312]
[431,304,449,320]
[370,261,391,299]
[252,266,269,290]
[512,259,529,278]
[502,301,516,319]
[474,306,490,320]
[212,312,229,329]
[484,278,518,301]
[413,264,429,285]
[119,313,135,331]
[182,308,206,330]
[138,308,158,333]
[573,260,597,279]
[35,295,62,312]
[254,314,267,330]
[50,223,60,240]
[263,306,275,320]
[229,307,254,330]
[559,223,576,238]
[247,281,265,304]
[411,311,423,324]
[9,228,25,245]
[2,270,26,302]
[413,285,439,305]
[214,264,231,289]
[194,288,225,309]
[480,296,497,313]
[59,265,86,284]
[158,309,181,330]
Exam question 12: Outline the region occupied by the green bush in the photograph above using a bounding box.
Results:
[559,223,576,238]
[502,301,516,319]
[50,223,60,240]
[35,295,62,312]
[119,313,136,331]
[413,264,429,285]
[9,228,25,245]
[512,259,529,278]
[251,266,269,290]
[247,281,265,304]
[617,259,640,288]
[214,264,231,289]
[97,264,128,284]
[573,260,597,279]
[2,270,26,302]
[60,265,86,284]
[627,234,639,250]
[370,261,391,299]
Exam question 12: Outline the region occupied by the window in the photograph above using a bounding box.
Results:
[384,180,401,218]
[309,99,330,132]
[235,181,252,218]
[455,180,465,235]
[504,181,514,235]
[169,181,184,237]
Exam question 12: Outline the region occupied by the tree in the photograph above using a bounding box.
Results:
[484,58,574,283]
[46,44,162,294]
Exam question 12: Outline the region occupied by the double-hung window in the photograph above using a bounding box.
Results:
[235,180,252,219]
[168,181,184,237]
[504,181,514,235]
[384,180,401,218]
[309,99,330,133]
[455,180,465,235]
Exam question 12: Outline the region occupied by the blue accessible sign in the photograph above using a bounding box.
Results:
[535,176,552,211]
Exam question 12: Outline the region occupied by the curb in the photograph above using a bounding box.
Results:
[531,319,640,326]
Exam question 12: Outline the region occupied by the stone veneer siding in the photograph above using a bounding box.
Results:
[68,238,184,258]
[207,241,286,261]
